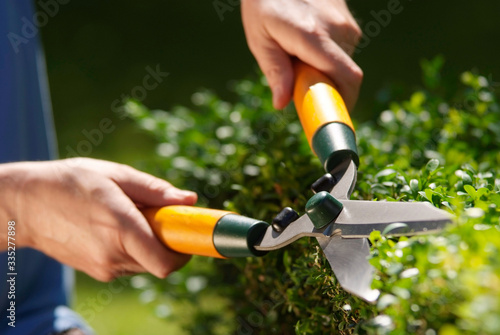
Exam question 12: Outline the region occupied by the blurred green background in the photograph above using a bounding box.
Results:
[40,0,500,165]
[37,0,500,333]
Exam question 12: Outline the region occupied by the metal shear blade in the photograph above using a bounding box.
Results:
[254,197,451,250]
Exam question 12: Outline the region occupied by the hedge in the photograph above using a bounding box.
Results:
[125,57,500,334]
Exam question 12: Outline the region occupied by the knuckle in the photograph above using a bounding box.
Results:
[115,162,134,177]
[350,21,363,43]
[263,65,283,85]
[301,19,325,40]
[91,249,119,280]
[245,35,260,56]
[117,206,141,230]
[92,267,116,282]
[89,184,108,201]
[98,272,116,283]
[62,157,98,171]
[336,20,351,37]
[350,64,364,83]
[145,176,168,194]
[340,59,363,87]
[338,19,362,45]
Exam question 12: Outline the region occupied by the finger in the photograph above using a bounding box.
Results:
[250,37,294,109]
[113,257,148,276]
[111,164,198,207]
[94,264,147,282]
[326,20,362,57]
[293,33,363,111]
[70,256,147,282]
[322,5,362,55]
[161,253,192,273]
[111,192,192,278]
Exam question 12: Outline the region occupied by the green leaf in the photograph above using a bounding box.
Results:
[476,187,490,199]
[410,179,419,193]
[426,159,440,173]
[375,168,398,180]
[425,188,435,204]
[464,184,477,199]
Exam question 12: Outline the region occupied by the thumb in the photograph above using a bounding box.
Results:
[112,165,197,207]
[253,40,294,109]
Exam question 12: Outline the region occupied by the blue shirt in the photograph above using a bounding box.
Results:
[0,1,93,334]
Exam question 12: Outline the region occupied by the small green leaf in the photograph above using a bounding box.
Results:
[462,173,473,185]
[464,184,477,199]
[425,189,435,204]
[476,187,489,199]
[426,159,440,172]
[410,179,419,193]
[375,168,398,180]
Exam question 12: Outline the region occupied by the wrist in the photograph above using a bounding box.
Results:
[0,162,34,248]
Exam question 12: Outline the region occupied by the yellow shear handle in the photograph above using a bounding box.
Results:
[143,206,230,258]
[293,61,354,149]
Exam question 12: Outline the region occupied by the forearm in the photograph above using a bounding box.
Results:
[0,158,196,280]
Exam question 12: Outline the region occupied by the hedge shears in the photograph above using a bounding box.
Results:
[142,62,452,302]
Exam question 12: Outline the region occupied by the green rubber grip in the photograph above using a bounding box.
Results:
[312,122,359,172]
[213,214,269,258]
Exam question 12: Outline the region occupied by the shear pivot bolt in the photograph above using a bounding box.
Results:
[305,191,343,229]
[311,173,337,194]
[272,207,299,232]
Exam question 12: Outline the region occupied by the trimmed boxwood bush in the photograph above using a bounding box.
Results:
[126,57,500,334]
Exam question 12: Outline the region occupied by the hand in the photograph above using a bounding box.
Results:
[0,158,197,281]
[241,0,363,111]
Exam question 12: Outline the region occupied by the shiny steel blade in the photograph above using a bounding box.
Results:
[329,159,357,200]
[332,199,453,238]
[317,235,379,302]
[325,159,380,302]
[255,200,451,250]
